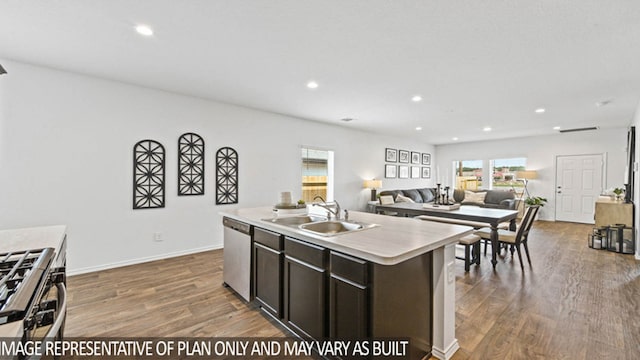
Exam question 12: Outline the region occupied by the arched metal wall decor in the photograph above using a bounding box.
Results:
[178,132,205,196]
[133,140,166,209]
[215,147,238,205]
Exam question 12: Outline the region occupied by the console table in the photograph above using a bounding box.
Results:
[595,198,633,227]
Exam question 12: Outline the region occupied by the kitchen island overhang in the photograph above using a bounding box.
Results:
[220,207,470,360]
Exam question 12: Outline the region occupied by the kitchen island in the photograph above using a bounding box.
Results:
[221,207,472,360]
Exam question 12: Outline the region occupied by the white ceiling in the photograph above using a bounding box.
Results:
[1,0,639,144]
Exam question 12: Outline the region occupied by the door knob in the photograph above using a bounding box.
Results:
[557,191,562,194]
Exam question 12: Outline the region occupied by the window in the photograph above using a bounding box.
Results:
[454,160,483,190]
[301,148,334,203]
[491,158,526,190]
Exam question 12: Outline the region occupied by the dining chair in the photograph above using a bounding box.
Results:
[474,205,540,270]
[456,234,482,271]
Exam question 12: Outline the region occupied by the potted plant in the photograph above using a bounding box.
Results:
[612,187,625,201]
[524,196,548,207]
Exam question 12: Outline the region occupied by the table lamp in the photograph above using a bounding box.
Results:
[363,179,383,201]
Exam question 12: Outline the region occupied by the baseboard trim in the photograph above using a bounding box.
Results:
[635,253,640,261]
[431,339,460,360]
[68,244,223,276]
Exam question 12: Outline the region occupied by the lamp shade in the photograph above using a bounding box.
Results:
[363,179,382,189]
[516,170,538,180]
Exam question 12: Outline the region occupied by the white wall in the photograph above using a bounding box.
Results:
[436,128,628,221]
[0,60,436,274]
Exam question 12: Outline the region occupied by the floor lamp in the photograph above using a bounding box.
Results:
[516,170,538,199]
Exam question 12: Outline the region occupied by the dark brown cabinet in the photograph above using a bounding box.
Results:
[253,227,283,318]
[248,226,433,359]
[329,251,368,338]
[283,236,327,340]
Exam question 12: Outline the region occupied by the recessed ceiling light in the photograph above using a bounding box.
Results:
[483,127,492,132]
[535,108,546,113]
[411,95,422,102]
[415,126,422,131]
[306,81,318,89]
[553,126,561,130]
[135,25,154,36]
[452,137,459,141]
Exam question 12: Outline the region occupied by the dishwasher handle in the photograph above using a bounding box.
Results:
[223,217,251,235]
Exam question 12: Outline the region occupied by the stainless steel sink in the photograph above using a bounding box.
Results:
[299,221,377,236]
[262,215,327,227]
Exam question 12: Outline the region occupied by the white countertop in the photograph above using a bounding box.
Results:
[0,225,67,253]
[221,207,472,265]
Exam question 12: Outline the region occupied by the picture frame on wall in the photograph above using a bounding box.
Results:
[399,165,409,178]
[411,166,420,178]
[411,152,421,164]
[399,150,410,163]
[422,153,431,165]
[385,148,398,162]
[385,164,397,178]
[422,167,431,179]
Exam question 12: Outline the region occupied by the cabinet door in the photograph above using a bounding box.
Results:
[284,255,327,340]
[330,275,368,338]
[284,237,328,340]
[253,242,282,318]
[329,251,368,338]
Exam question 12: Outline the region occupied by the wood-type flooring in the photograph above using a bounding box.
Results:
[65,221,640,359]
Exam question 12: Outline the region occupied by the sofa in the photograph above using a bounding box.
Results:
[378,187,516,210]
[453,189,516,210]
[378,188,436,203]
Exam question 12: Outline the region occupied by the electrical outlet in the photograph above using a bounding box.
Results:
[447,261,455,284]
[153,232,163,242]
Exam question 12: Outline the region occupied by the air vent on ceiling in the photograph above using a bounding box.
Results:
[559,126,599,133]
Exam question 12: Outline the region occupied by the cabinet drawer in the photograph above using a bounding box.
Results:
[285,237,326,268]
[254,227,283,250]
[330,251,368,286]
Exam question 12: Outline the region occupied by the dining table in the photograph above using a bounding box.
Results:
[375,202,519,269]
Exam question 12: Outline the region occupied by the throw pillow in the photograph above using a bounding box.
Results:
[379,195,395,205]
[395,194,416,203]
[463,191,487,204]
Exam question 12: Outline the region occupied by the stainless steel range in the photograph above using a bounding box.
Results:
[0,247,67,344]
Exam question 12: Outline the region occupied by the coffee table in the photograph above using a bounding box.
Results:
[375,202,519,269]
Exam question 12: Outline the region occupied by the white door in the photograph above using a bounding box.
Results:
[555,154,604,223]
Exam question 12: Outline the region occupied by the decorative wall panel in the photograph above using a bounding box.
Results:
[216,147,238,205]
[133,140,165,209]
[178,132,205,196]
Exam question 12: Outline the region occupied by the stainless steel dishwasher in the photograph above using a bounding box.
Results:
[222,217,252,301]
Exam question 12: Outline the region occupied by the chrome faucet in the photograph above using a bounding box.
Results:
[313,195,342,220]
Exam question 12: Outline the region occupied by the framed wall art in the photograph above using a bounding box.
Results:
[411,166,420,178]
[178,132,205,196]
[399,165,409,178]
[399,150,410,163]
[422,153,431,165]
[133,139,165,209]
[215,147,239,205]
[385,164,397,178]
[422,167,431,179]
[411,152,421,164]
[385,148,398,162]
